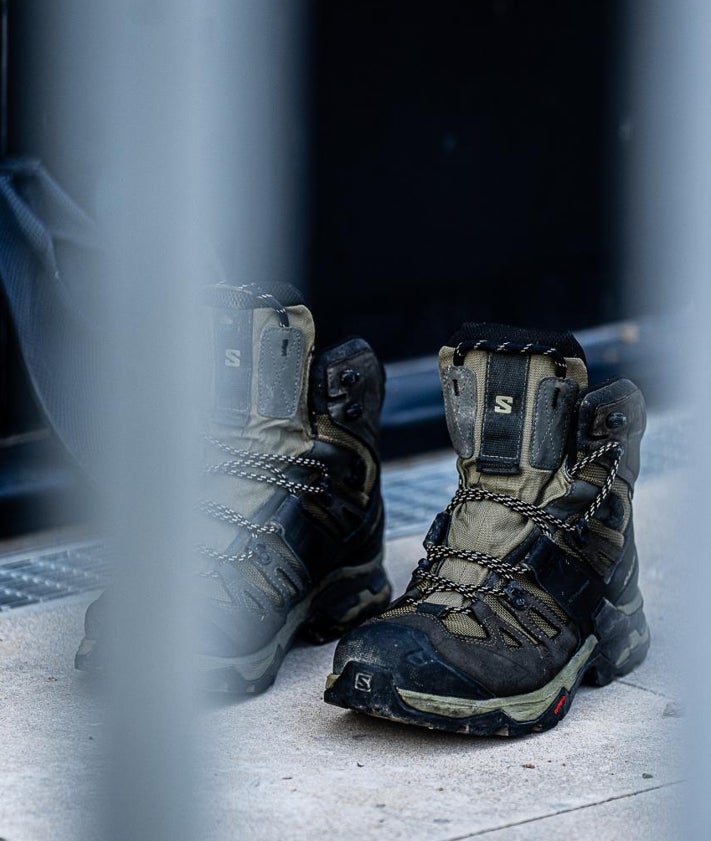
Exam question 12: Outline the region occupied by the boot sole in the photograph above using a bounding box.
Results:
[324,598,649,736]
[75,553,391,695]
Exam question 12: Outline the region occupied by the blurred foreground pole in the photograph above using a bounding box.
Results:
[92,3,307,841]
[673,8,711,836]
[99,6,204,841]
[628,2,711,835]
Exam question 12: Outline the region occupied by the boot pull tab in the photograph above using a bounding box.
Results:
[258,326,305,419]
[530,377,579,471]
[453,338,568,377]
[441,365,477,458]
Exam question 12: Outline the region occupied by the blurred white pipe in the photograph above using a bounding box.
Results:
[627,2,711,835]
[98,7,207,841]
[36,2,308,840]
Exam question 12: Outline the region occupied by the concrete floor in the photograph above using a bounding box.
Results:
[0,421,687,841]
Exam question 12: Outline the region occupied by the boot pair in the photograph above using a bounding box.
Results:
[77,285,649,736]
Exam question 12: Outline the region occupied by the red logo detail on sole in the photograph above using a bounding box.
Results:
[553,695,566,716]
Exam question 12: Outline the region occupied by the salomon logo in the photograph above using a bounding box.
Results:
[494,395,514,414]
[354,672,373,692]
[224,349,242,367]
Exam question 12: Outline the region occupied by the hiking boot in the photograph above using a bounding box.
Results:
[76,283,390,693]
[325,322,649,735]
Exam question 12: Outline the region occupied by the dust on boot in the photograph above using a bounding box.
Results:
[325,323,649,735]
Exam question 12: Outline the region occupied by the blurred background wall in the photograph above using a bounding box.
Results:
[0,0,674,504]
[7,1,640,352]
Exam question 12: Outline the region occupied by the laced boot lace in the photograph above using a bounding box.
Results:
[407,440,624,615]
[197,435,329,571]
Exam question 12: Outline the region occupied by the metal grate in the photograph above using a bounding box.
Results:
[0,541,110,611]
[383,455,455,540]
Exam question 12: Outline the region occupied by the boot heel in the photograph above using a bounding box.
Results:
[585,591,651,686]
[301,554,391,644]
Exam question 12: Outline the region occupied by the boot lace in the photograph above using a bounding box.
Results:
[197,435,329,570]
[408,441,624,614]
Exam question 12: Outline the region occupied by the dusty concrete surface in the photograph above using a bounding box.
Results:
[0,596,105,841]
[0,416,688,840]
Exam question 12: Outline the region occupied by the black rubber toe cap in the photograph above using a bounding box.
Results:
[333,618,495,701]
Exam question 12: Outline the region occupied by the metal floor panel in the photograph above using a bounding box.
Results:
[381,455,455,540]
[0,541,109,611]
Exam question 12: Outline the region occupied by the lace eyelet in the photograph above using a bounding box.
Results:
[606,411,626,429]
[253,542,271,565]
[339,369,360,387]
[504,581,529,610]
[574,519,590,545]
[344,402,363,420]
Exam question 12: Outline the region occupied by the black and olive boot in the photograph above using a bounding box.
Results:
[325,323,649,735]
[76,283,390,693]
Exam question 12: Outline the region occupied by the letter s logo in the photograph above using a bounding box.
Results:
[224,349,242,368]
[494,395,514,414]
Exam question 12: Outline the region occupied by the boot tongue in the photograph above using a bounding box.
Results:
[199,283,315,551]
[440,322,587,481]
[432,323,588,599]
